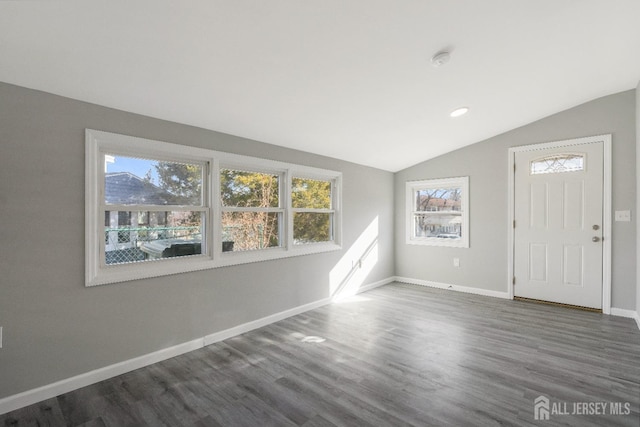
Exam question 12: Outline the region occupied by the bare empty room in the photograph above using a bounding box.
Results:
[1,1,639,426]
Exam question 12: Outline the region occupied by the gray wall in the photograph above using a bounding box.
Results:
[637,81,640,316]
[395,90,637,309]
[0,80,636,401]
[0,82,395,399]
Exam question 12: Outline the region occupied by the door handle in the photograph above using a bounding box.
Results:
[592,236,601,242]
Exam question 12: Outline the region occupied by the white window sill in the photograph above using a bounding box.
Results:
[87,243,342,287]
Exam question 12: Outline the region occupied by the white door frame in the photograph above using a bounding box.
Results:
[507,134,612,314]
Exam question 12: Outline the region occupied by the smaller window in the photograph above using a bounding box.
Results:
[530,153,584,175]
[220,168,283,252]
[292,177,334,244]
[406,177,469,248]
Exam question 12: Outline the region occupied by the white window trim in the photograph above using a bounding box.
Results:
[405,176,469,248]
[219,166,286,253]
[86,129,342,286]
[291,174,338,246]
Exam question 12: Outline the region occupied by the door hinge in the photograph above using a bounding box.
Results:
[513,163,516,172]
[512,276,516,285]
[513,220,516,228]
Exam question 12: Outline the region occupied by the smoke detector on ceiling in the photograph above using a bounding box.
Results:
[431,51,451,67]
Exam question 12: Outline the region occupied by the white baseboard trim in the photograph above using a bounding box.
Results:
[610,307,640,330]
[203,277,395,346]
[610,307,636,318]
[394,276,511,300]
[396,278,639,328]
[349,276,396,294]
[0,276,394,416]
[203,297,331,346]
[0,338,204,416]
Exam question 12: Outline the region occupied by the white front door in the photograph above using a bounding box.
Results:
[513,140,603,309]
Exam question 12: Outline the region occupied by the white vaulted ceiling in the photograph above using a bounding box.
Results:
[1,1,639,172]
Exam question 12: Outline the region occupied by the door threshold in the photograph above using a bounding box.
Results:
[513,296,602,313]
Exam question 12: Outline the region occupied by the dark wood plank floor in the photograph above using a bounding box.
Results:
[2,282,639,426]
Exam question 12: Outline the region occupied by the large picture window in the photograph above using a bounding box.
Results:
[104,156,206,265]
[406,177,469,248]
[86,129,341,286]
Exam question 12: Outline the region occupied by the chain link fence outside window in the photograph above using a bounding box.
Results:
[105,226,201,264]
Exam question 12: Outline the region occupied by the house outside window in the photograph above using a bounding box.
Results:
[102,161,206,265]
[406,176,469,248]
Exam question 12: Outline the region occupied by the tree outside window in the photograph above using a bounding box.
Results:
[220,169,282,251]
[292,178,333,244]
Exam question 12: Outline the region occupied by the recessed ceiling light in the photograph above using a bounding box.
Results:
[450,107,469,117]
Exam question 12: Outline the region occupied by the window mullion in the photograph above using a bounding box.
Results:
[281,170,289,250]
[292,208,334,214]
[103,204,206,212]
[221,206,284,213]
[212,158,222,259]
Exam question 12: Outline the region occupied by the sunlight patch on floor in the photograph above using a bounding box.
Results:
[330,217,379,301]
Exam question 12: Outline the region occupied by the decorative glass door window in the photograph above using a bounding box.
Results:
[530,153,584,175]
[406,177,469,247]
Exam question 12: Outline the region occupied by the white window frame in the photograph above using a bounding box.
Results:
[406,176,469,248]
[218,165,286,255]
[86,129,342,286]
[291,174,338,246]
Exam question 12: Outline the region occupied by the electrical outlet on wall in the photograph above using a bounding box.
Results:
[453,258,460,267]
